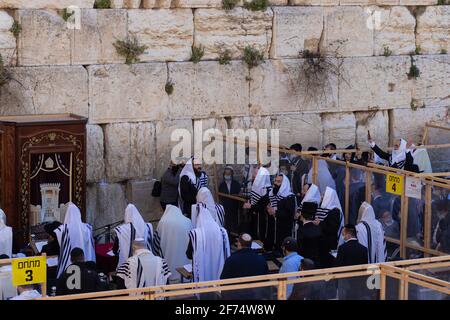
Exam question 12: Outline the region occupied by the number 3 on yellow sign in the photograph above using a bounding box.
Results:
[386,173,403,196]
[12,256,46,287]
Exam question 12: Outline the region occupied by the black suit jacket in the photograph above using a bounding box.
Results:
[335,239,368,267]
[297,222,327,268]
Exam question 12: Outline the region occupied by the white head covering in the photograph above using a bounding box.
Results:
[412,148,432,173]
[189,204,230,283]
[307,160,336,195]
[356,202,386,263]
[302,184,321,204]
[55,203,95,277]
[269,174,293,210]
[194,187,224,227]
[179,158,196,185]
[321,187,344,239]
[124,204,146,239]
[391,138,407,165]
[250,167,271,205]
[155,205,192,281]
[0,209,12,258]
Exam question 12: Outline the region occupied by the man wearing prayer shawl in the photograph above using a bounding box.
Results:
[243,166,272,241]
[55,203,96,278]
[193,187,225,227]
[153,205,192,282]
[356,202,387,263]
[266,174,297,253]
[369,136,415,170]
[412,147,432,173]
[320,187,344,252]
[0,209,12,258]
[186,204,230,283]
[116,239,171,291]
[307,159,336,195]
[178,158,205,218]
[297,184,330,222]
[114,204,156,271]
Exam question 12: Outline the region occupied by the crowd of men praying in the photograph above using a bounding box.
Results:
[0,135,449,300]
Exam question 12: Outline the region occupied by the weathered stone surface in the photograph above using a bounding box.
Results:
[168,61,249,119]
[355,110,389,149]
[270,7,323,59]
[398,0,436,5]
[426,119,450,173]
[88,63,168,123]
[290,0,339,5]
[322,112,356,148]
[17,10,71,66]
[0,1,95,9]
[413,55,450,108]
[86,124,105,183]
[124,0,142,7]
[339,56,411,111]
[276,113,323,150]
[0,66,88,116]
[128,9,193,62]
[373,6,416,56]
[391,107,449,141]
[155,119,193,178]
[126,179,163,221]
[72,9,127,65]
[172,0,222,8]
[339,0,376,4]
[0,11,16,65]
[250,59,338,115]
[194,8,273,60]
[416,6,450,55]
[142,0,172,8]
[86,182,127,229]
[110,0,125,8]
[104,122,156,182]
[322,7,373,57]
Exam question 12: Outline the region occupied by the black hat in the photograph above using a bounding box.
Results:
[301,202,318,219]
[44,221,62,238]
[282,237,298,252]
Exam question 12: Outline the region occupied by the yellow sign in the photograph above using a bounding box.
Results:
[12,256,47,286]
[386,173,404,195]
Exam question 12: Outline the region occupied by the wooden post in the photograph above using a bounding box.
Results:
[277,279,287,300]
[312,157,318,185]
[213,162,220,203]
[365,171,372,204]
[41,253,47,297]
[403,275,409,300]
[400,188,409,259]
[398,276,405,300]
[424,184,432,257]
[379,272,386,300]
[421,126,429,145]
[344,163,350,224]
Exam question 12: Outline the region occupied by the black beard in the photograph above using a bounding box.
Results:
[194,169,201,177]
[171,166,178,174]
[273,186,280,195]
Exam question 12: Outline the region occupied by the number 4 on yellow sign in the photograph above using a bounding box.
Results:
[386,173,404,196]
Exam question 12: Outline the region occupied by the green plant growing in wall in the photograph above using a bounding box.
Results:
[437,0,447,5]
[94,0,111,8]
[190,45,205,63]
[113,37,147,65]
[243,0,268,11]
[9,21,21,38]
[440,48,448,54]
[165,80,174,95]
[243,46,264,69]
[62,8,74,21]
[383,45,392,57]
[222,0,239,10]
[407,55,420,80]
[415,46,422,55]
[218,49,232,65]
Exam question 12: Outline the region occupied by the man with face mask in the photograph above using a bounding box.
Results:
[219,166,241,233]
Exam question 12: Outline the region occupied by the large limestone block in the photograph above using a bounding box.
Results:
[290,0,339,5]
[129,122,156,179]
[0,11,16,65]
[128,9,193,62]
[86,182,127,229]
[416,6,450,55]
[0,1,95,9]
[172,0,222,8]
[126,180,163,221]
[391,107,449,142]
[110,0,125,8]
[250,59,338,115]
[398,0,436,5]
[142,0,172,8]
[194,8,273,60]
[168,61,249,119]
[412,55,450,108]
[322,7,374,57]
[155,119,193,178]
[86,124,105,183]
[0,66,88,116]
[355,110,389,149]
[88,63,168,123]
[322,112,356,148]
[373,6,416,56]
[270,7,324,59]
[17,10,71,66]
[338,56,411,111]
[72,9,128,65]
[276,113,323,150]
[123,0,142,7]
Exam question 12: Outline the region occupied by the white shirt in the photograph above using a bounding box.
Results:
[11,290,41,300]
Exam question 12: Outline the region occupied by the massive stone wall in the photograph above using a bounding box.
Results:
[0,1,448,227]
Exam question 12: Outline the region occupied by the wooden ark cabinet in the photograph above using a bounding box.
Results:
[0,114,87,249]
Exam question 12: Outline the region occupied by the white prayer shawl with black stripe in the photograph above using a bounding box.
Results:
[269,174,294,211]
[195,187,225,227]
[301,184,321,205]
[0,209,12,258]
[117,249,170,295]
[189,204,230,283]
[307,160,336,195]
[356,202,387,263]
[196,171,209,190]
[412,148,432,173]
[55,203,96,278]
[153,205,192,281]
[390,138,407,168]
[320,187,345,240]
[250,167,271,206]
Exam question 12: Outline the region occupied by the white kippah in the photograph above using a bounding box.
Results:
[134,237,145,242]
[241,233,252,242]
